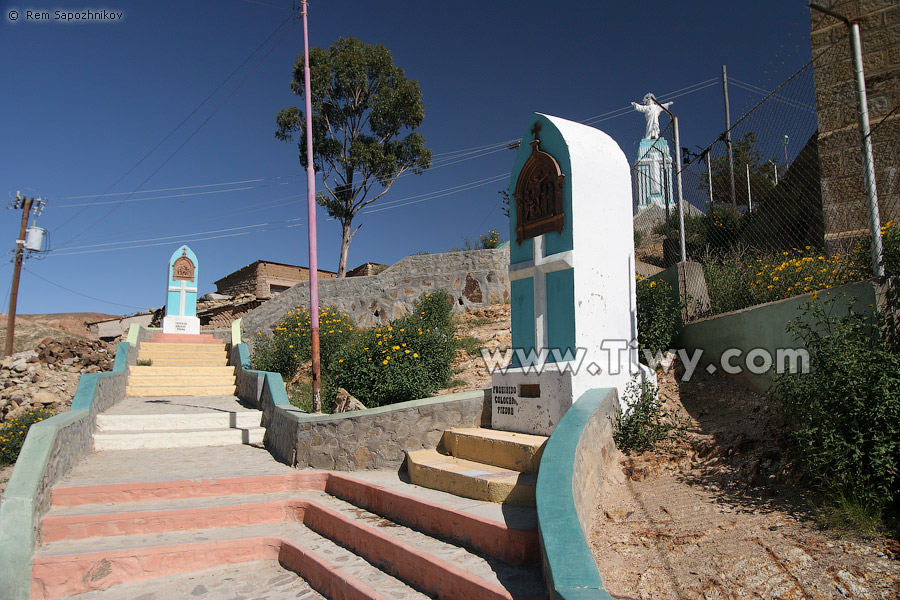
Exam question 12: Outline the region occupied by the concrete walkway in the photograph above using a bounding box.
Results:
[36,393,543,600]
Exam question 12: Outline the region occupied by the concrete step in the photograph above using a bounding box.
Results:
[33,522,431,600]
[136,350,228,360]
[43,561,326,600]
[148,333,221,344]
[37,474,544,600]
[96,412,261,432]
[126,374,236,387]
[443,427,548,474]
[406,449,538,507]
[137,342,228,353]
[128,365,235,376]
[39,491,543,600]
[125,384,237,396]
[93,426,264,450]
[131,357,229,367]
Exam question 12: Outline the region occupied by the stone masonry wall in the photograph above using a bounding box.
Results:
[240,248,510,340]
[263,391,491,471]
[811,0,900,251]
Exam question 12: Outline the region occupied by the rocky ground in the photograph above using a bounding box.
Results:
[0,334,117,496]
[437,304,512,395]
[589,365,900,600]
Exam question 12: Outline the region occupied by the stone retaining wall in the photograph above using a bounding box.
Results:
[240,248,509,341]
[229,342,491,471]
[272,391,491,471]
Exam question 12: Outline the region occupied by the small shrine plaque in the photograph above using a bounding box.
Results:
[514,122,565,243]
[172,249,195,281]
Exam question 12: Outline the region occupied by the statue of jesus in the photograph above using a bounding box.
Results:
[631,93,672,139]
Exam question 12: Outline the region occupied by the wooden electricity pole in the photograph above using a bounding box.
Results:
[5,195,35,356]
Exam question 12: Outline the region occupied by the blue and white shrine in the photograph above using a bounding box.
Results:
[162,245,200,335]
[633,137,674,213]
[491,113,651,436]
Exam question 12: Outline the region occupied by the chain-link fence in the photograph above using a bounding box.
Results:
[634,26,899,321]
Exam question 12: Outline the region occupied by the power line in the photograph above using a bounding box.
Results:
[22,266,149,310]
[52,174,304,202]
[53,13,299,250]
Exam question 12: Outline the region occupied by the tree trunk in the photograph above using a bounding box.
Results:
[338,220,351,277]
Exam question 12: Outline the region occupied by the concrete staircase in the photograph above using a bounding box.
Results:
[33,472,545,599]
[125,334,236,397]
[407,428,548,507]
[93,333,262,451]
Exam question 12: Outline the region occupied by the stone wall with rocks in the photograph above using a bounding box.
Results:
[263,390,491,470]
[0,338,116,423]
[240,248,509,341]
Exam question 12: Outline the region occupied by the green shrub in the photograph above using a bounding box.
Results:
[773,298,900,530]
[636,277,679,361]
[702,258,756,315]
[332,291,456,407]
[0,408,55,466]
[613,376,680,453]
[251,306,356,381]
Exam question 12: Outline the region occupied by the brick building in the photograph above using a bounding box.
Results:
[810,0,899,251]
[213,260,337,299]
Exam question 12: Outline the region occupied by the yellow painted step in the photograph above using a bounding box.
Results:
[128,365,235,376]
[134,357,228,367]
[443,428,547,474]
[125,385,237,397]
[406,449,537,506]
[127,375,236,387]
[138,342,227,353]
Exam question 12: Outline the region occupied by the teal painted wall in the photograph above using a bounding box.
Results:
[511,278,535,363]
[546,268,576,360]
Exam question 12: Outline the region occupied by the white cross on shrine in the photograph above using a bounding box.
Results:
[168,280,197,316]
[508,234,573,350]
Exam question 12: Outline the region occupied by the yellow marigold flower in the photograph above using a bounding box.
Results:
[405,349,410,354]
[413,353,419,358]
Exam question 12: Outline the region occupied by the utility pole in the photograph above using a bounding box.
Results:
[300,0,323,411]
[5,194,35,356]
[722,65,737,208]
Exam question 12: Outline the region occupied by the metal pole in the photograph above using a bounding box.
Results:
[301,1,323,410]
[809,3,884,277]
[746,164,752,211]
[5,196,34,357]
[722,65,737,208]
[850,22,884,277]
[706,152,713,205]
[673,117,687,262]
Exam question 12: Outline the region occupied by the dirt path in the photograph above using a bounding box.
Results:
[590,366,900,600]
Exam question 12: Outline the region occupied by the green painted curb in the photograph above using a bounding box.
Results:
[0,409,88,599]
[0,340,131,599]
[536,388,616,600]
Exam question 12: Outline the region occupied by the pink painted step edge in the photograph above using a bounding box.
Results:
[31,536,388,600]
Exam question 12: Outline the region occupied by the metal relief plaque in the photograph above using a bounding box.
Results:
[514,122,565,243]
[172,249,195,281]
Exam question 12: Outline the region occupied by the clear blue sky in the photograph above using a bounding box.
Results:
[1,0,813,315]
